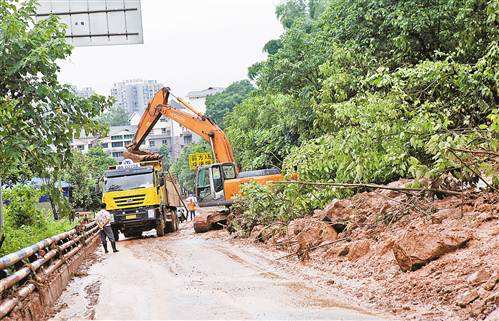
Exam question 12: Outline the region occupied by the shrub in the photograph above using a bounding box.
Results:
[0,185,73,257]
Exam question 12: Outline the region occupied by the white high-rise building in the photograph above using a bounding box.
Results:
[74,86,95,99]
[110,79,163,114]
[186,87,224,114]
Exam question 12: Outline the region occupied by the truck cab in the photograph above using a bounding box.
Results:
[102,160,180,239]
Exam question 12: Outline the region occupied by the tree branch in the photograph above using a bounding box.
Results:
[273,180,465,196]
[448,149,495,191]
[448,147,499,157]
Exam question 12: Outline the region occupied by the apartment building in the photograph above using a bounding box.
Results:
[110,79,163,114]
[186,87,224,114]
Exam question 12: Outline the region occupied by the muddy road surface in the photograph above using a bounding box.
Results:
[50,224,390,320]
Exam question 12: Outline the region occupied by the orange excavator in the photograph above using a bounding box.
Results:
[124,87,283,232]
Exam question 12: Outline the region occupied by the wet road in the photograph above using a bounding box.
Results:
[50,224,389,320]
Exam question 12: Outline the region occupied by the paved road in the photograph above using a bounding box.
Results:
[50,224,389,320]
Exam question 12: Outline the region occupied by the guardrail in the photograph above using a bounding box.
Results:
[0,221,99,319]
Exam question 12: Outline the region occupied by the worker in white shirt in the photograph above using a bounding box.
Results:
[95,203,119,253]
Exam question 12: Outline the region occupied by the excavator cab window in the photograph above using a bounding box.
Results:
[196,167,211,200]
[222,164,236,180]
[211,166,223,193]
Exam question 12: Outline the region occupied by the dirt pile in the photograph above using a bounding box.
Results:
[250,181,499,321]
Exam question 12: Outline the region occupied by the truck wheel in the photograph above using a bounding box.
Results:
[165,210,178,233]
[156,218,166,237]
[112,228,120,241]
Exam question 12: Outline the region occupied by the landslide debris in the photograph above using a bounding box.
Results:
[240,180,499,321]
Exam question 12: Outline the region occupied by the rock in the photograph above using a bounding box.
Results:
[485,291,499,305]
[392,228,472,272]
[250,225,264,240]
[377,239,395,256]
[470,299,487,316]
[312,209,326,220]
[484,308,498,321]
[468,269,492,286]
[477,212,496,223]
[323,199,352,222]
[347,239,372,261]
[324,243,349,258]
[287,218,307,237]
[338,244,350,256]
[295,220,337,261]
[484,273,499,291]
[479,288,492,300]
[431,208,458,224]
[456,289,479,307]
[258,224,284,243]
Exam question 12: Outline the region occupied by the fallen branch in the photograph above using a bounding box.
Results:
[448,147,499,157]
[276,237,351,260]
[448,149,495,191]
[273,181,464,196]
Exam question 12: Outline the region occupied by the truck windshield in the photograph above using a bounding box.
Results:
[105,173,154,192]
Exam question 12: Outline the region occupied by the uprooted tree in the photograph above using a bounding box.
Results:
[225,0,498,230]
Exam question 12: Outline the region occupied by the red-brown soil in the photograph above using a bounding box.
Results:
[247,181,499,321]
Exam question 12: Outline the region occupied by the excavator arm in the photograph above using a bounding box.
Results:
[123,87,236,164]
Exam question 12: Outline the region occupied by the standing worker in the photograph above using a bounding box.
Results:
[186,194,197,221]
[96,203,119,253]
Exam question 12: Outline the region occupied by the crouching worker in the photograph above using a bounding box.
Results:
[96,203,119,253]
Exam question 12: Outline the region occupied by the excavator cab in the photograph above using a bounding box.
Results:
[195,163,237,207]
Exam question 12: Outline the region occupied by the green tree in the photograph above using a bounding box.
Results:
[171,143,211,194]
[205,80,254,127]
[225,94,303,169]
[1,185,72,256]
[226,0,498,227]
[159,144,171,170]
[0,0,110,182]
[64,147,116,210]
[87,146,117,175]
[99,105,130,126]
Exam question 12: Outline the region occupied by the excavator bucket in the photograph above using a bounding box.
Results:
[123,148,162,163]
[193,208,229,233]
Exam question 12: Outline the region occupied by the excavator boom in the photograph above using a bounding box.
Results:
[124,87,236,164]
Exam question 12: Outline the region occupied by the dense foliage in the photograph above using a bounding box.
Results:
[0,0,112,249]
[0,185,73,256]
[63,147,116,211]
[205,80,254,128]
[226,0,498,232]
[159,145,171,170]
[0,0,111,183]
[170,142,211,194]
[98,105,130,126]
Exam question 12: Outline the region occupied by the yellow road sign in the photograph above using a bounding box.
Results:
[188,152,213,170]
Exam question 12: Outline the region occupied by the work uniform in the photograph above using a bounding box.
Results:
[95,209,118,253]
[186,197,197,220]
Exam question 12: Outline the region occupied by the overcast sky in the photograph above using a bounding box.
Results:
[57,0,284,96]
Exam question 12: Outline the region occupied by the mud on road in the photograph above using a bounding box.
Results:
[49,223,391,320]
